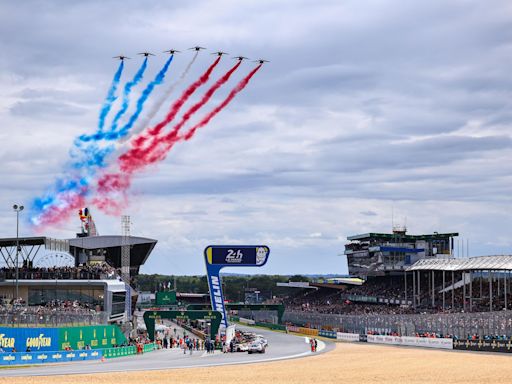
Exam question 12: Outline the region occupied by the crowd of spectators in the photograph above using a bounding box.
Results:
[283,285,416,316]
[0,263,116,280]
[0,300,98,315]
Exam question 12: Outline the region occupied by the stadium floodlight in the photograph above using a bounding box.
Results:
[12,204,24,304]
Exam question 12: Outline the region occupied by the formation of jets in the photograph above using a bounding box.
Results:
[113,47,268,63]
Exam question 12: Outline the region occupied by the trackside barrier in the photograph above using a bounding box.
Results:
[453,339,512,353]
[239,317,256,325]
[103,346,136,358]
[0,349,102,366]
[285,325,319,336]
[367,335,453,350]
[0,343,157,366]
[336,332,360,342]
[318,330,337,339]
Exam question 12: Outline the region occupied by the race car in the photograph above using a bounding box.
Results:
[235,343,249,352]
[247,342,266,354]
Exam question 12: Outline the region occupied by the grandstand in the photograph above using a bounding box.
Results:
[237,228,512,344]
[0,233,157,323]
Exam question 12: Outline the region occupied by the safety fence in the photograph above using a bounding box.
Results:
[282,310,512,339]
[0,310,108,327]
[233,314,512,354]
[284,326,454,350]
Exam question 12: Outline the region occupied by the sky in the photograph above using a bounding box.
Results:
[0,0,511,275]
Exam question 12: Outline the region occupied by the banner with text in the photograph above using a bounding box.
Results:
[204,245,270,330]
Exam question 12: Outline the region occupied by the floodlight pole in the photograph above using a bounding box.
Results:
[13,204,24,303]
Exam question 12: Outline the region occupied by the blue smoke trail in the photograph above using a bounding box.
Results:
[30,57,173,226]
[115,54,174,139]
[98,61,124,132]
[109,58,148,134]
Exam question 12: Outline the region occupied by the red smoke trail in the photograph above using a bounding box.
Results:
[120,60,242,173]
[143,56,221,140]
[181,64,262,141]
[35,190,87,229]
[94,64,262,214]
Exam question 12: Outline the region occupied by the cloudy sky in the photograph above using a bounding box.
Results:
[0,0,511,275]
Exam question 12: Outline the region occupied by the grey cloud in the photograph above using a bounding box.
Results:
[0,0,512,274]
[10,100,88,118]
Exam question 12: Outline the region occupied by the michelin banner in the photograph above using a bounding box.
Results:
[204,245,270,330]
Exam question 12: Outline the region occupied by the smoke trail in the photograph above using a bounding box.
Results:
[31,177,89,228]
[97,61,124,132]
[182,64,263,141]
[93,65,262,214]
[114,54,174,139]
[109,58,148,133]
[122,51,199,142]
[135,64,262,168]
[119,60,242,172]
[144,56,221,139]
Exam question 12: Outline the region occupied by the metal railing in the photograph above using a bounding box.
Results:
[0,269,117,280]
[0,307,108,327]
[278,310,512,339]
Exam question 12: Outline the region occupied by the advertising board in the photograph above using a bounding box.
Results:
[0,327,58,352]
[204,245,270,329]
[336,332,360,342]
[367,335,453,349]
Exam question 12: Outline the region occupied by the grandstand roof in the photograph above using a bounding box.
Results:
[68,235,157,270]
[347,232,458,241]
[407,255,512,271]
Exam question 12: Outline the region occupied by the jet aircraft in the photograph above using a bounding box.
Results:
[163,49,181,54]
[113,55,130,61]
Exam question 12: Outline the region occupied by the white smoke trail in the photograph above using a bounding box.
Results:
[119,51,199,143]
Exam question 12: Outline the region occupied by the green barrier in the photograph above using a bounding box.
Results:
[103,345,136,359]
[143,343,155,353]
[59,325,126,350]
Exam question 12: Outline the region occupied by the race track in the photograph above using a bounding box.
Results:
[0,326,334,377]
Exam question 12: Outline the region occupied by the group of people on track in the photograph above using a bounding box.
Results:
[309,338,318,352]
[156,327,220,355]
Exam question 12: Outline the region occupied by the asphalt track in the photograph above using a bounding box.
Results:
[0,326,334,377]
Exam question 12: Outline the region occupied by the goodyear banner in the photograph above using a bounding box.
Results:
[59,325,126,350]
[0,327,58,352]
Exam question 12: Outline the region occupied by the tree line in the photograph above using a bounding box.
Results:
[134,274,310,302]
